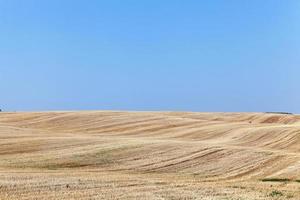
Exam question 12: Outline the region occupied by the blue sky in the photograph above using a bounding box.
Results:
[0,0,299,112]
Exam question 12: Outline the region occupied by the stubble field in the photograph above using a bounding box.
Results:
[0,111,300,199]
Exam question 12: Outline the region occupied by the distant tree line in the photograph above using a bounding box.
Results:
[265,112,293,115]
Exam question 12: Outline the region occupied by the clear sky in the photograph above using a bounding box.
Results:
[0,0,299,112]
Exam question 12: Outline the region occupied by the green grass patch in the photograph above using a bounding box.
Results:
[268,190,283,197]
[261,178,291,182]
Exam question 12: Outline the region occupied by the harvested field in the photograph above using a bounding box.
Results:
[0,111,300,199]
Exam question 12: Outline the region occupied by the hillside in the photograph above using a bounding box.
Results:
[0,111,300,199]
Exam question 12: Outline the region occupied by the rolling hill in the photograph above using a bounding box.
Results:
[0,111,300,199]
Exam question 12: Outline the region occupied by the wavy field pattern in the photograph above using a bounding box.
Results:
[0,111,300,199]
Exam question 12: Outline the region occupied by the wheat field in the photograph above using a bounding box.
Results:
[0,111,300,199]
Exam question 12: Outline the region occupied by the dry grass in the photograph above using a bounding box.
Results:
[0,111,300,199]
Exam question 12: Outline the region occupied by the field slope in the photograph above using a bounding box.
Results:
[0,111,300,199]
